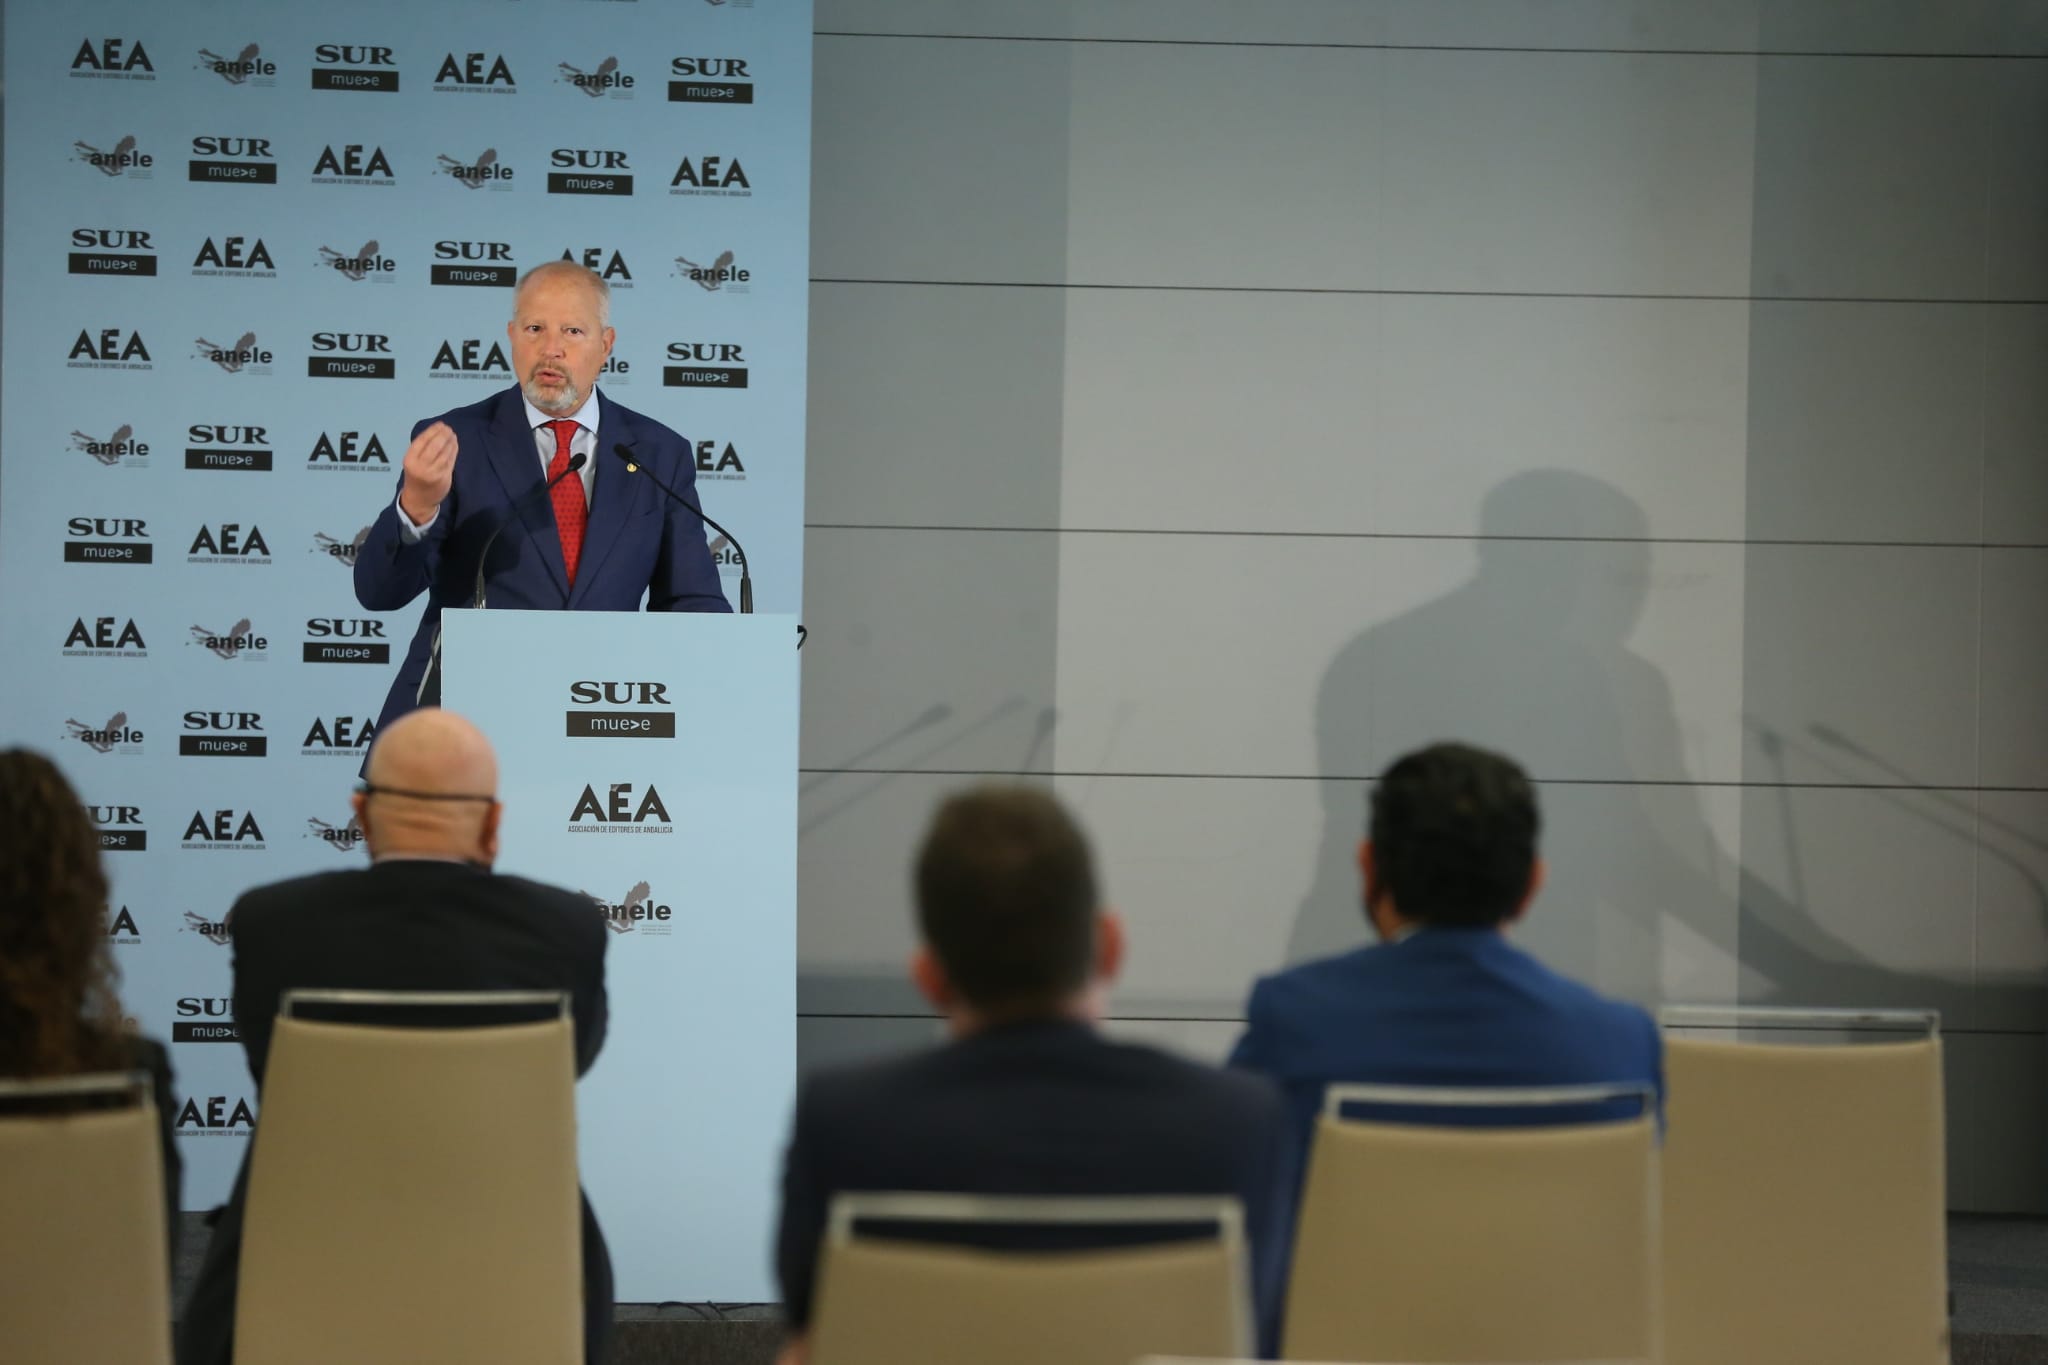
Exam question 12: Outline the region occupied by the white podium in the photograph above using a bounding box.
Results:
[441,607,797,1302]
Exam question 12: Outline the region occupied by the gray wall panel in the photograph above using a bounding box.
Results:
[1946,1032,2048,1213]
[1745,303,1986,544]
[807,282,1069,526]
[1740,545,1981,789]
[1750,58,1993,300]
[1058,292,1750,538]
[1984,307,2048,545]
[1982,550,2048,790]
[1975,792,2048,1004]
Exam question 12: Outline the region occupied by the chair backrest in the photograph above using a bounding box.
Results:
[811,1193,1251,1365]
[1285,1083,1659,1364]
[1658,1006,1946,1365]
[0,1071,171,1365]
[234,989,582,1365]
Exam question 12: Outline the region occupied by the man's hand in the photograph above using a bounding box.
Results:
[398,422,459,525]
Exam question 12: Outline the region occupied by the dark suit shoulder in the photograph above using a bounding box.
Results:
[416,385,519,437]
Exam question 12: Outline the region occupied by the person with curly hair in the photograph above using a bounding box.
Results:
[0,748,181,1264]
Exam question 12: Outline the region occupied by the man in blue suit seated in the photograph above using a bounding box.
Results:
[353,260,730,732]
[774,785,1295,1361]
[1231,741,1663,1166]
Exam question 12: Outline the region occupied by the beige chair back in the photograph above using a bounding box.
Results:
[1659,1007,1946,1365]
[234,990,583,1365]
[1285,1083,1659,1364]
[811,1193,1250,1365]
[0,1072,172,1365]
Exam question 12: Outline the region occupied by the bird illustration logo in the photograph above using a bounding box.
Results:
[190,620,255,659]
[65,711,128,753]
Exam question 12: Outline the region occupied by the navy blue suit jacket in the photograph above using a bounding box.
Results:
[777,1021,1296,1355]
[1230,927,1663,1170]
[354,385,730,731]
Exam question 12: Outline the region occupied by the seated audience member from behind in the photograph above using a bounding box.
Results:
[775,785,1294,1363]
[1232,741,1662,1161]
[0,750,182,1270]
[175,709,615,1365]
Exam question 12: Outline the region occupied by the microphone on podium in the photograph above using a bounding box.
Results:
[610,442,752,613]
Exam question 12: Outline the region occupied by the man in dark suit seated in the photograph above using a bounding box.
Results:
[1231,741,1663,1169]
[774,786,1293,1362]
[176,710,612,1365]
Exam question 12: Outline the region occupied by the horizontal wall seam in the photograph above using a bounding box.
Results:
[813,32,2048,61]
[804,523,2048,551]
[812,277,2048,306]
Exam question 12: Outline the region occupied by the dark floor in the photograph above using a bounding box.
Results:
[173,1212,2048,1364]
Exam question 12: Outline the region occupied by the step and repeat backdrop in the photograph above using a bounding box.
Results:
[0,0,811,1291]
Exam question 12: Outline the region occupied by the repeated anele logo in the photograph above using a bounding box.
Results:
[194,332,273,374]
[73,135,153,179]
[307,813,365,853]
[197,42,275,87]
[583,880,674,936]
[318,239,396,282]
[436,148,514,190]
[67,712,144,755]
[673,250,748,293]
[182,911,232,946]
[313,527,372,565]
[188,619,268,661]
[72,424,151,467]
[558,55,632,98]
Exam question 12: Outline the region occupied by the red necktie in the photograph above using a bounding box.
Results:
[545,419,588,588]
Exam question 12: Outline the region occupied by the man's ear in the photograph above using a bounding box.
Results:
[1094,910,1126,984]
[1507,855,1546,924]
[1359,839,1380,907]
[350,791,371,845]
[475,800,502,866]
[910,946,953,1012]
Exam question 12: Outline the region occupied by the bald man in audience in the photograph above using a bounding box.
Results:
[176,710,614,1365]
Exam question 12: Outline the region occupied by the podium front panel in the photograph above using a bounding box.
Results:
[444,607,797,1301]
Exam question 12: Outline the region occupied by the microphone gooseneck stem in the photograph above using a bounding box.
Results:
[609,443,752,614]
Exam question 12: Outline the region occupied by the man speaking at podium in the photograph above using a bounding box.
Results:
[354,260,730,732]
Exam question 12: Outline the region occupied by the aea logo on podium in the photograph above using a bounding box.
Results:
[567,783,673,835]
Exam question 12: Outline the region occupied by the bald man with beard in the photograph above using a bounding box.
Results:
[176,710,614,1365]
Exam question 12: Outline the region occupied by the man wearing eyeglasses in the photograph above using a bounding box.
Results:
[176,709,615,1365]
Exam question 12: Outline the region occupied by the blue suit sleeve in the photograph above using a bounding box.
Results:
[1229,976,1275,1073]
[354,417,452,612]
[645,433,733,614]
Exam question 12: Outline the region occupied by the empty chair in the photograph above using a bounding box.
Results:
[810,1193,1251,1365]
[1659,1006,1946,1365]
[1284,1082,1659,1364]
[0,1071,172,1365]
[233,990,583,1365]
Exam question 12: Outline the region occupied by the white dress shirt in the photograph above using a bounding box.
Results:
[395,388,602,542]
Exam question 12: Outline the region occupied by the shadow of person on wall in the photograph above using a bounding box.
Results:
[1286,469,2047,1031]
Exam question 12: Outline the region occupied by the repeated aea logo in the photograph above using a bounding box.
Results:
[71,37,156,82]
[434,51,516,94]
[68,326,152,371]
[71,423,151,468]
[70,227,157,278]
[669,56,752,104]
[72,134,153,180]
[188,522,273,566]
[436,147,514,191]
[66,710,144,755]
[563,245,634,290]
[583,880,676,937]
[302,714,377,757]
[182,807,266,851]
[316,238,397,284]
[192,233,277,279]
[64,616,148,660]
[310,44,400,94]
[673,249,749,294]
[558,54,633,99]
[193,331,274,375]
[429,336,511,381]
[176,1094,256,1136]
[310,142,396,187]
[307,429,392,472]
[668,152,750,200]
[196,41,276,87]
[187,618,269,662]
[106,904,143,947]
